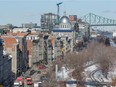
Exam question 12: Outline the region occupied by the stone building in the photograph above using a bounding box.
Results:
[52,14,75,58]
[32,36,44,65]
[26,33,39,67]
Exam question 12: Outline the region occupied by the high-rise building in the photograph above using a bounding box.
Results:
[41,13,57,31]
[22,22,38,28]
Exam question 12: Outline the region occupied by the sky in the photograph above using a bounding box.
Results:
[0,0,116,28]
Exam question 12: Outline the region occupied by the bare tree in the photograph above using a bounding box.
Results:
[43,42,116,87]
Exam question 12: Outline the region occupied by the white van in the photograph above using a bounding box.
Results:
[14,82,20,87]
[34,82,42,87]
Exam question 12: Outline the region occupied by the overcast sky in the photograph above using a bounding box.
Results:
[0,0,116,28]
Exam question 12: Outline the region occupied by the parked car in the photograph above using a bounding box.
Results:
[40,76,48,82]
[37,70,41,74]
[30,70,36,75]
[26,78,33,85]
[38,65,45,70]
[16,77,24,86]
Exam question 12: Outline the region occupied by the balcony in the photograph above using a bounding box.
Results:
[44,42,47,46]
[44,46,47,50]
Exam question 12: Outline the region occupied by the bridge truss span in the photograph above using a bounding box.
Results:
[81,13,116,26]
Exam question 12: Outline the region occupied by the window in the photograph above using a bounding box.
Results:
[61,25,62,28]
[65,25,66,28]
[67,25,68,28]
[63,25,65,28]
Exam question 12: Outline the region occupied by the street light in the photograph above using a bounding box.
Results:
[56,2,63,24]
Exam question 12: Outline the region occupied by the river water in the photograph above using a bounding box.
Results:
[103,33,112,39]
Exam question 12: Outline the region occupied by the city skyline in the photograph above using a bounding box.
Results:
[0,0,116,26]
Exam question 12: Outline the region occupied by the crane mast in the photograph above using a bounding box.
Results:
[56,2,63,24]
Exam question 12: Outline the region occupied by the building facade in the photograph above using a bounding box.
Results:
[52,15,75,58]
[0,39,4,86]
[32,37,44,65]
[2,36,20,77]
[41,13,57,31]
[0,24,13,30]
[26,33,39,67]
[18,33,28,72]
[22,22,38,28]
[0,39,12,87]
[69,15,77,28]
[50,36,62,60]
[2,52,12,87]
[78,22,90,41]
[2,33,29,77]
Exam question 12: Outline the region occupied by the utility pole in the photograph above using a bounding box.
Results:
[56,2,63,25]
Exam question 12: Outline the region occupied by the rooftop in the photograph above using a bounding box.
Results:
[3,37,17,44]
[52,29,73,32]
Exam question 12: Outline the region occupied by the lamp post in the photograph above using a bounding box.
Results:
[55,64,58,80]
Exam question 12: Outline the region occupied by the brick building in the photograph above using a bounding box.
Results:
[1,32,29,77]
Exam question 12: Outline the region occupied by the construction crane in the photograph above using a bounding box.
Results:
[56,2,63,24]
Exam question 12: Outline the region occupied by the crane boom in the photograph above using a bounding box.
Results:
[57,2,62,6]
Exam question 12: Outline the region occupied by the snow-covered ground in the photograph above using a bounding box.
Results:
[83,62,116,87]
[84,64,98,83]
[110,39,116,47]
[56,62,116,87]
[108,63,116,81]
[57,66,75,81]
